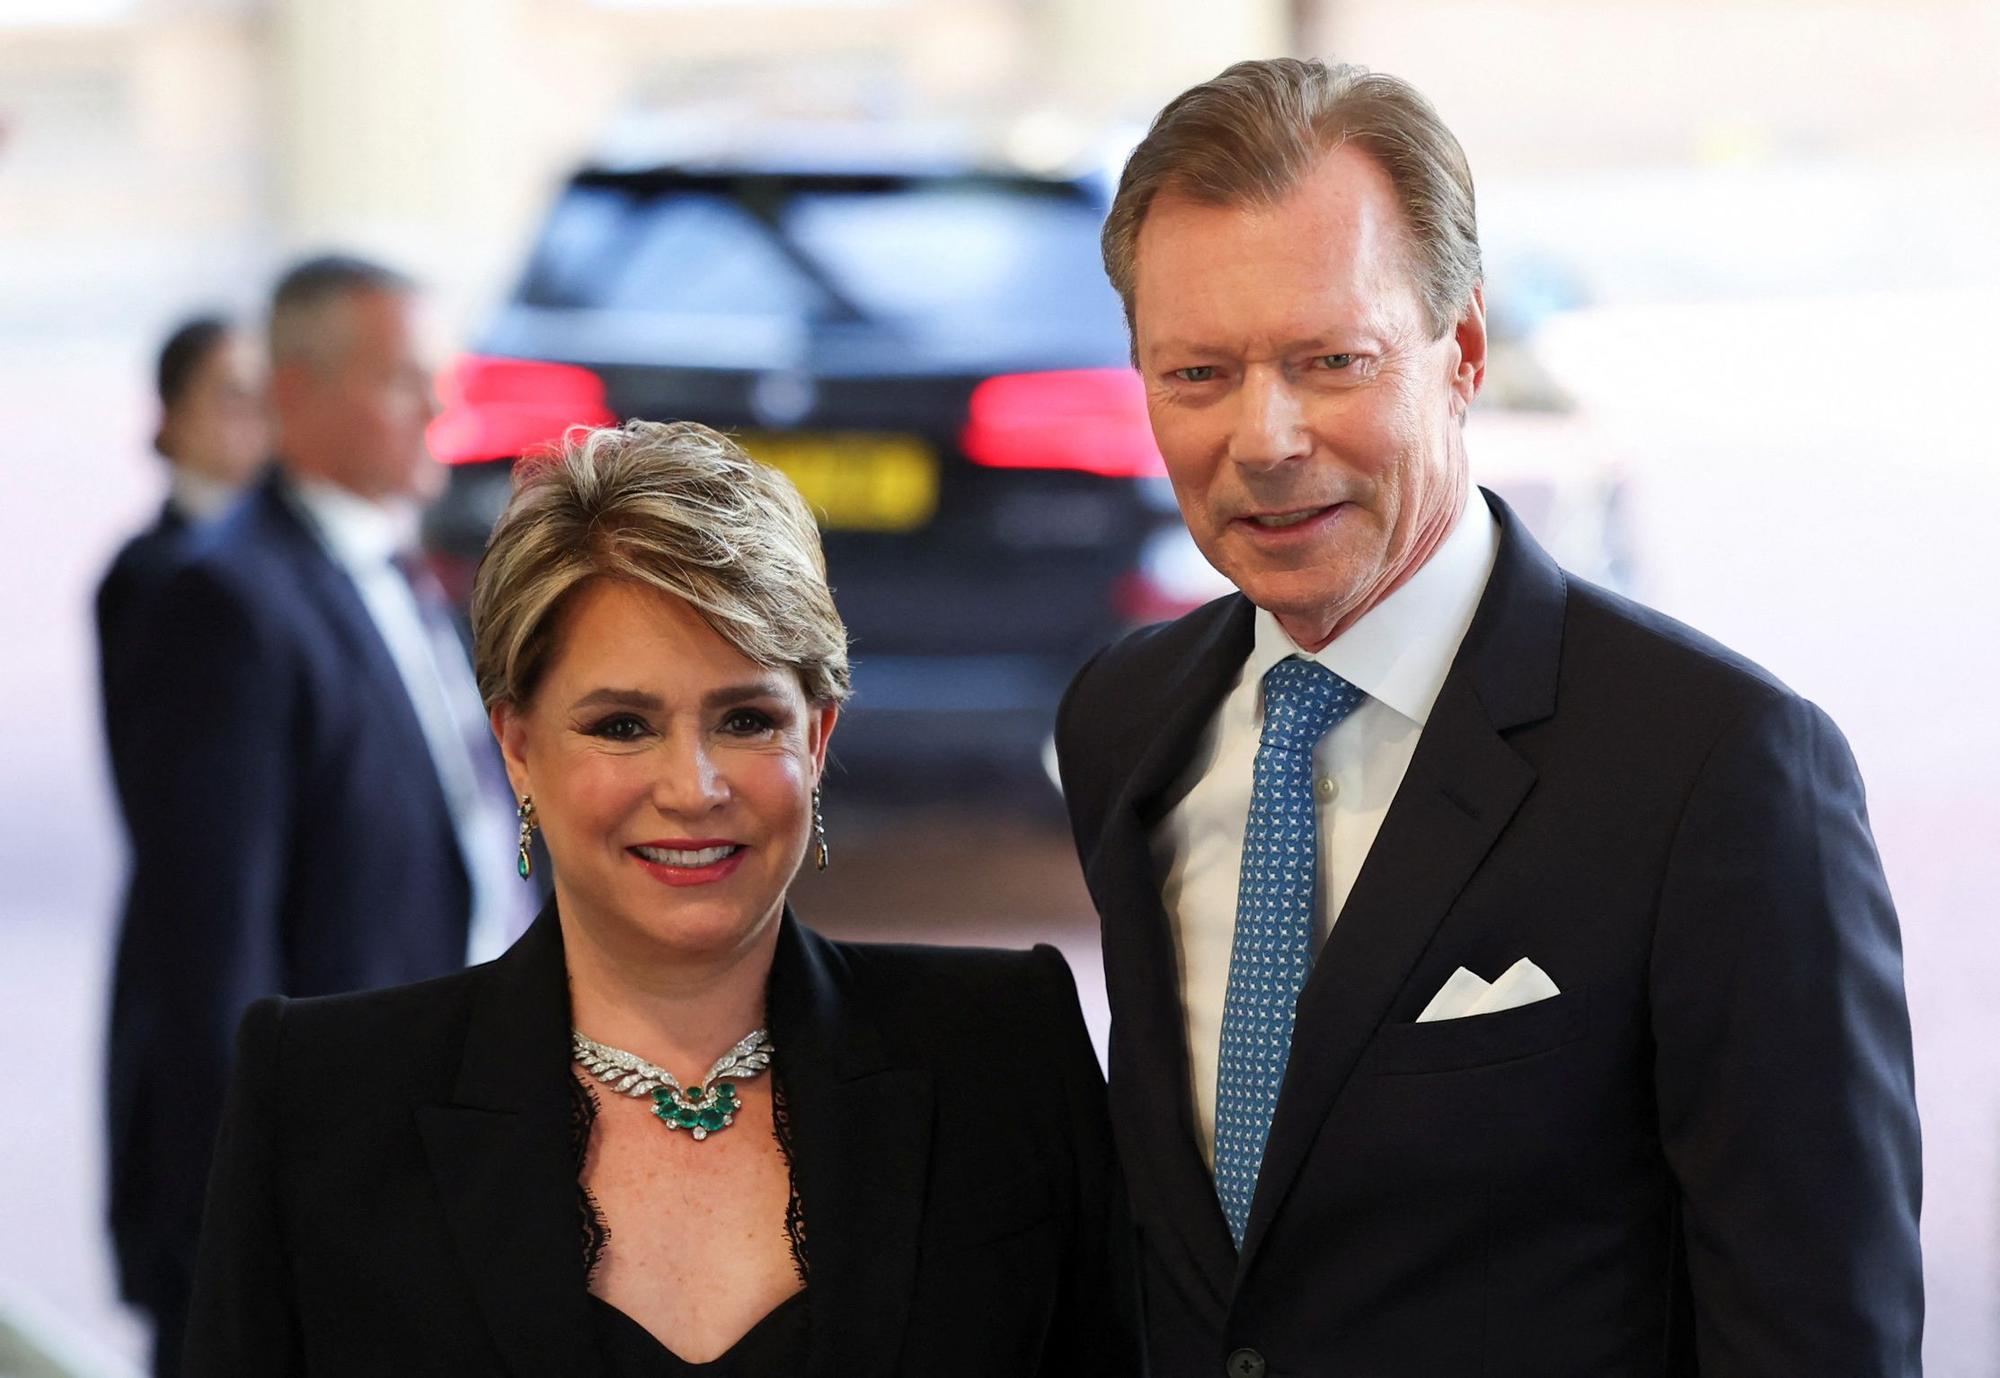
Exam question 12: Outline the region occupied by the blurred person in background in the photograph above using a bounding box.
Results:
[183,421,1138,1375]
[105,255,532,1377]
[96,314,268,690]
[96,312,267,1378]
[1057,59,1922,1376]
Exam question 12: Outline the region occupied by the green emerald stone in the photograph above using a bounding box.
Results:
[675,1106,701,1127]
[697,1108,725,1131]
[717,1084,738,1104]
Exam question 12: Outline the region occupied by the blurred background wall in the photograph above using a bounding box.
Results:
[2,0,1996,1371]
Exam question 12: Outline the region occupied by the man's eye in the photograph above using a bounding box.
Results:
[1315,354,1355,371]
[585,713,650,741]
[1173,366,1217,383]
[722,708,778,736]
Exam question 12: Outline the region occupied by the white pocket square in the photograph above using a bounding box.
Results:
[1415,958,1560,1023]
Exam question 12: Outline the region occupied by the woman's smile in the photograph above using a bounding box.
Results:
[628,839,747,887]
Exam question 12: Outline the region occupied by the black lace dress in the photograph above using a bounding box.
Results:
[571,1077,812,1375]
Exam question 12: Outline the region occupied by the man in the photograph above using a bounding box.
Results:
[1057,60,1921,1377]
[105,256,532,1376]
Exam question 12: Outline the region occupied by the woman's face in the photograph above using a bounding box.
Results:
[159,329,270,487]
[494,578,835,967]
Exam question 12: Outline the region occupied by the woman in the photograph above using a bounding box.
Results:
[183,421,1139,1375]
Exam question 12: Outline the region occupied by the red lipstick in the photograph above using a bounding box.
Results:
[627,839,746,888]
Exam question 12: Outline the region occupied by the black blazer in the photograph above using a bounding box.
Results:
[184,904,1141,1376]
[1056,493,1922,1377]
[97,497,192,728]
[106,473,473,1319]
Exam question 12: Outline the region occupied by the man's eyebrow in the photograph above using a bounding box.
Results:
[1143,332,1381,362]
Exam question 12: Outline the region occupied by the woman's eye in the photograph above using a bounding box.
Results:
[585,713,650,742]
[1172,366,1217,383]
[1315,353,1355,371]
[721,708,778,736]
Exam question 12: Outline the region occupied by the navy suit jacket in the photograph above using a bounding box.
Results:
[1056,493,1923,1377]
[99,498,196,861]
[106,472,472,1317]
[98,498,191,712]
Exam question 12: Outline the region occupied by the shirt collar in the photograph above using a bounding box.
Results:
[287,475,422,572]
[1246,488,1500,728]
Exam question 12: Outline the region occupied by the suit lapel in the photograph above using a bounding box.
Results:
[1085,597,1256,1312]
[417,906,603,1378]
[767,914,933,1378]
[1234,493,1567,1276]
[258,477,460,820]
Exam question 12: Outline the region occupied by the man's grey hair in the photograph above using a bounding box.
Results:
[1103,58,1482,343]
[268,253,418,372]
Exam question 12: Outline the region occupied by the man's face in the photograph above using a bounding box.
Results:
[286,289,442,504]
[1132,145,1485,650]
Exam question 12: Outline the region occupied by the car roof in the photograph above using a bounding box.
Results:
[584,113,1122,189]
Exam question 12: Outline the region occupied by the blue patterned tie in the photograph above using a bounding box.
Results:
[1213,657,1365,1249]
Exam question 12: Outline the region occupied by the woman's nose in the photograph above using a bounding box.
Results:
[651,736,730,817]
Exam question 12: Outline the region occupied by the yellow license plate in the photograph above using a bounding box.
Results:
[737,432,940,532]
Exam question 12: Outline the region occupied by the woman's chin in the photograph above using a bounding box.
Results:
[623,890,783,964]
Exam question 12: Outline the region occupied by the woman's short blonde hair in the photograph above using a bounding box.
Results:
[471,420,851,709]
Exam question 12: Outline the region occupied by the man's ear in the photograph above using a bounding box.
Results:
[490,700,531,799]
[1451,282,1488,409]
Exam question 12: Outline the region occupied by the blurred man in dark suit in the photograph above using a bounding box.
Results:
[1057,60,1921,1376]
[105,256,533,1376]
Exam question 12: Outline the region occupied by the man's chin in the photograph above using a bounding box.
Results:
[1237,585,1357,647]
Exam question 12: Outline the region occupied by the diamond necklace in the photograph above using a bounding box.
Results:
[571,1027,774,1141]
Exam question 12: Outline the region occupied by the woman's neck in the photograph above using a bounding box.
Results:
[560,897,782,1078]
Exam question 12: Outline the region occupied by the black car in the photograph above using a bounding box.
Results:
[428,141,1224,802]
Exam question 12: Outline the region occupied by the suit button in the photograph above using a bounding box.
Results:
[1315,775,1336,802]
[1225,1349,1266,1378]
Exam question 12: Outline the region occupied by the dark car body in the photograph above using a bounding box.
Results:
[427,143,1208,802]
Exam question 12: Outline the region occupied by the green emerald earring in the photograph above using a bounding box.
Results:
[516,795,537,880]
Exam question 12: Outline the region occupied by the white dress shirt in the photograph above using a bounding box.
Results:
[1151,490,1501,1166]
[289,479,532,964]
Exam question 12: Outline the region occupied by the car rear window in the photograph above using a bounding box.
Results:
[515,173,1116,326]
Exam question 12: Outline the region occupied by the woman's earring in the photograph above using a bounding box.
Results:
[516,795,538,880]
[812,786,829,872]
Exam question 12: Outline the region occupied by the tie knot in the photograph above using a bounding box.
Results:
[1258,658,1363,753]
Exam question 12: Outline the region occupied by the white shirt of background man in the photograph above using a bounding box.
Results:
[289,477,533,965]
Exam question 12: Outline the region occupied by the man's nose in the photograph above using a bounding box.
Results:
[1226,367,1310,471]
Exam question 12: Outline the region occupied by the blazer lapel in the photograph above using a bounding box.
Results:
[1235,493,1567,1276]
[417,905,603,1378]
[259,476,462,821]
[767,913,934,1378]
[1084,596,1256,1314]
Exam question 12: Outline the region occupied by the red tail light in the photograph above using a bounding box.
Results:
[960,368,1165,479]
[428,354,619,466]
